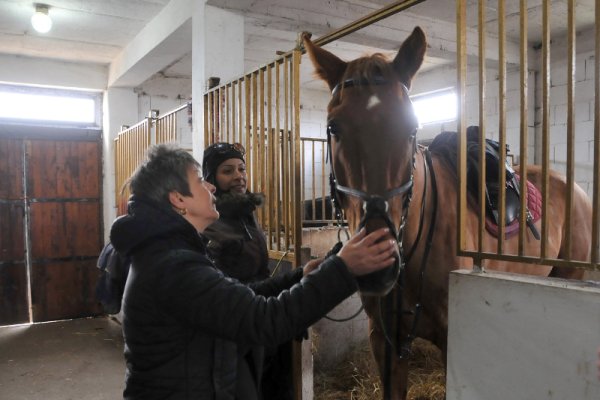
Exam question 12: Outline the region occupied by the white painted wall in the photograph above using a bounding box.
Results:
[0,53,107,90]
[447,270,600,400]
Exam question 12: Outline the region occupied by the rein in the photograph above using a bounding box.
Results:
[326,77,439,400]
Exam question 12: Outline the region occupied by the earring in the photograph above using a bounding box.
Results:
[177,207,187,215]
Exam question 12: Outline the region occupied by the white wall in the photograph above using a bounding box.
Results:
[0,53,108,90]
[447,270,600,400]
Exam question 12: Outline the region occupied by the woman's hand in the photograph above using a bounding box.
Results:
[338,228,398,276]
[302,257,324,276]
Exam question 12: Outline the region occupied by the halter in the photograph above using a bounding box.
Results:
[326,77,439,400]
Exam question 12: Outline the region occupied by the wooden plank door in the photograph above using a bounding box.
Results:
[27,139,103,322]
[0,138,29,325]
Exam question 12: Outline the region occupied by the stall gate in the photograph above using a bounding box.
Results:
[114,104,189,216]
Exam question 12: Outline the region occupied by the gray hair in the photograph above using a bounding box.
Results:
[127,144,200,206]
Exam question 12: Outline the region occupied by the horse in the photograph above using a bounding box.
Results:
[302,27,591,400]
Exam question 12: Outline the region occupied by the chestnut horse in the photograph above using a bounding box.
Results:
[303,27,590,399]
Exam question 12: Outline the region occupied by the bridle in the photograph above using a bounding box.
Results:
[326,77,439,400]
[327,79,418,296]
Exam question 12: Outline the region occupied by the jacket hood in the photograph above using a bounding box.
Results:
[216,191,264,218]
[110,195,202,256]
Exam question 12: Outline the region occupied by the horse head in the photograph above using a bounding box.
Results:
[303,27,427,296]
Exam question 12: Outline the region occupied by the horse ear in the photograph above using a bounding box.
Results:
[302,32,347,91]
[392,27,427,89]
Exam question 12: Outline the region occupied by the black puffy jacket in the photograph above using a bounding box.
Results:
[110,195,357,400]
[203,192,269,283]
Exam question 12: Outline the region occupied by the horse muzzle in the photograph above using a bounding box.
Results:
[355,196,401,297]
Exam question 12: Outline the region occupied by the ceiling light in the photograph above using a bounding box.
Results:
[31,4,52,34]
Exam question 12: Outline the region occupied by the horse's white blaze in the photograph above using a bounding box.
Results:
[367,95,381,110]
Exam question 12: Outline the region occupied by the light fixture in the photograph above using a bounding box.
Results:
[31,4,52,34]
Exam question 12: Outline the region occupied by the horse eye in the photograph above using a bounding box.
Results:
[327,121,340,138]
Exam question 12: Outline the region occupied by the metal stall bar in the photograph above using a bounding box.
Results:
[259,69,266,227]
[267,67,274,243]
[477,0,487,257]
[292,48,302,265]
[564,0,576,260]
[282,56,290,251]
[456,0,468,258]
[540,0,551,260]
[497,0,507,254]
[275,60,282,252]
[518,0,529,255]
[155,103,188,144]
[593,0,600,265]
[251,72,258,193]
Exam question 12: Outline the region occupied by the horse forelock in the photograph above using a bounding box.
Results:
[338,54,396,96]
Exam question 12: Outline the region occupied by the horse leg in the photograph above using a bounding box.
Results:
[368,318,409,400]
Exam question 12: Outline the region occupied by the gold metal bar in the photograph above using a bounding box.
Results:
[252,72,258,193]
[312,141,316,220]
[231,82,237,142]
[497,0,506,254]
[478,0,487,255]
[321,140,327,221]
[461,249,597,270]
[245,75,252,184]
[292,50,302,261]
[238,80,245,144]
[456,0,467,255]
[564,0,575,260]
[541,0,550,259]
[301,139,305,221]
[204,93,209,145]
[275,61,282,251]
[259,69,266,226]
[218,87,223,141]
[226,85,231,142]
[593,0,600,263]
[267,67,274,246]
[283,56,290,250]
[310,0,425,49]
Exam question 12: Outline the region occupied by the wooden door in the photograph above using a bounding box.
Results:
[27,140,103,321]
[0,136,103,324]
[0,138,28,325]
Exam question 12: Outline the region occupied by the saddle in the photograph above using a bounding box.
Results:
[429,126,540,239]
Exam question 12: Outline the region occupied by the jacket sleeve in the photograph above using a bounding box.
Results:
[156,255,357,347]
[247,267,303,297]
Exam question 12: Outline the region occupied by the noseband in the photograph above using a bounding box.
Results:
[327,79,418,296]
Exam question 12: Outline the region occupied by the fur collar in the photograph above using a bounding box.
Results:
[216,191,264,218]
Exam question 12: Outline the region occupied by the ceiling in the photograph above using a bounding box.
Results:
[0,0,595,91]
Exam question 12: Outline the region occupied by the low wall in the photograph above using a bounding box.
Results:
[302,227,370,368]
[447,270,600,400]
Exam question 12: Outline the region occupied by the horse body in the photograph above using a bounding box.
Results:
[304,27,590,400]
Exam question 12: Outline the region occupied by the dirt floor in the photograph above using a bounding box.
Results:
[0,317,124,400]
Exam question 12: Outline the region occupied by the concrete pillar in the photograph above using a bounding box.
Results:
[192,3,245,160]
[102,88,138,241]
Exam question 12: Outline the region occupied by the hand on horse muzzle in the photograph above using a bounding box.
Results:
[355,198,401,297]
[338,227,398,283]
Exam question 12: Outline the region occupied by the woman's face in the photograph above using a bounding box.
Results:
[178,166,219,232]
[215,158,247,194]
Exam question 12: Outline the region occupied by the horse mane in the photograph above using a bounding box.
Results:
[340,53,396,96]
